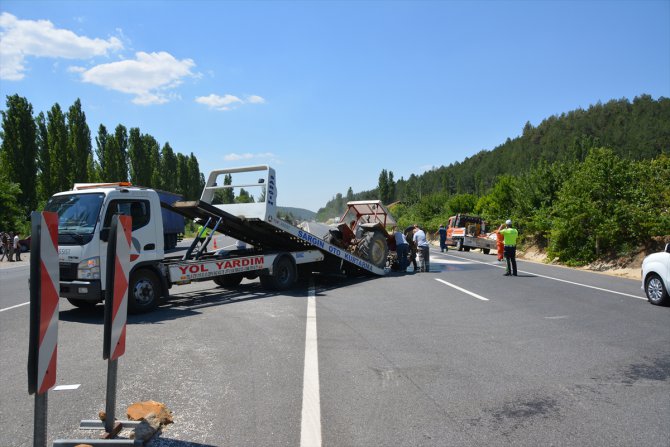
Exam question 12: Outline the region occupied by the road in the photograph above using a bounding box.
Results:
[1,246,668,446]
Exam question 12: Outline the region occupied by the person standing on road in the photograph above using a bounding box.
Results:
[435,224,448,253]
[0,231,7,261]
[499,220,518,276]
[494,227,505,262]
[13,232,21,262]
[405,227,418,272]
[393,227,409,272]
[7,231,15,262]
[413,225,430,272]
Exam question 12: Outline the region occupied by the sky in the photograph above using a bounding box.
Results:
[0,0,669,212]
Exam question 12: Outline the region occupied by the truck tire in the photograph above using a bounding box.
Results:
[483,248,491,255]
[358,230,389,269]
[645,273,669,306]
[464,247,470,252]
[66,298,98,310]
[128,269,160,313]
[456,240,463,251]
[260,255,296,291]
[214,274,244,288]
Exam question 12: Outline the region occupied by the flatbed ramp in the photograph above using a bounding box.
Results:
[170,197,386,276]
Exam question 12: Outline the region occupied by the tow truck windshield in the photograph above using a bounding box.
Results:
[45,193,104,245]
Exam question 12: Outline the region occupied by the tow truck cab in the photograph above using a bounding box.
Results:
[45,184,165,305]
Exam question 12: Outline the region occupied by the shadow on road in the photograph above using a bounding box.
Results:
[58,273,377,325]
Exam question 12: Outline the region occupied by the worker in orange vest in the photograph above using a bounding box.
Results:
[494,226,504,262]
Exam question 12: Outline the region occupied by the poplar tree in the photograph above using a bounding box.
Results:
[0,95,38,214]
[160,142,178,193]
[67,99,92,183]
[47,103,70,192]
[36,111,52,203]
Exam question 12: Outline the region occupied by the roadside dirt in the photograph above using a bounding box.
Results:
[517,245,642,281]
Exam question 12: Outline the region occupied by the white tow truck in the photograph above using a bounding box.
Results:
[46,166,387,313]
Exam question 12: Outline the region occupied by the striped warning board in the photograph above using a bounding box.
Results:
[104,214,131,361]
[28,211,60,395]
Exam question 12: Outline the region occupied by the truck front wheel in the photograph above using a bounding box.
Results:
[129,269,160,313]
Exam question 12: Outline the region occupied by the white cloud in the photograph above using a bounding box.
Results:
[246,95,266,104]
[0,12,122,80]
[80,51,196,105]
[224,152,276,161]
[195,93,266,111]
[196,94,243,111]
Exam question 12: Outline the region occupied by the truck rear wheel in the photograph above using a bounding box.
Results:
[214,274,244,288]
[260,255,296,291]
[483,248,490,254]
[358,230,389,269]
[456,240,463,251]
[129,269,160,313]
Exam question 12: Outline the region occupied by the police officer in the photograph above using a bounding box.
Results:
[499,219,518,276]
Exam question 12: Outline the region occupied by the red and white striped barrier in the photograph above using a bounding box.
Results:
[104,214,131,361]
[28,211,60,395]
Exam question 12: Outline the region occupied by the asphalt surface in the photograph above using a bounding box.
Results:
[1,244,668,446]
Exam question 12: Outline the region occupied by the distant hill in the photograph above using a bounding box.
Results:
[316,94,670,220]
[278,206,316,222]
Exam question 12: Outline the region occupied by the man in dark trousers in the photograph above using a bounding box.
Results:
[499,220,518,276]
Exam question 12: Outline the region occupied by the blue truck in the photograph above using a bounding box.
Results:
[156,190,185,250]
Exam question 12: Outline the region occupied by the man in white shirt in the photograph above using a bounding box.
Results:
[412,225,429,272]
[13,232,21,262]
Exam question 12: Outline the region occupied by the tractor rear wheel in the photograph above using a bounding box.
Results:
[358,230,389,269]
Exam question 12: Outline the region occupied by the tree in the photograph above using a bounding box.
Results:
[186,153,202,200]
[35,112,52,204]
[67,99,92,183]
[47,103,70,192]
[346,186,354,202]
[378,169,391,204]
[176,153,189,197]
[94,124,109,180]
[213,173,235,204]
[128,128,151,186]
[160,142,178,193]
[0,174,24,231]
[235,188,254,203]
[0,95,38,215]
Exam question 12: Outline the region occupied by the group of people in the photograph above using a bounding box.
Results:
[393,224,431,273]
[0,231,22,262]
[392,219,519,277]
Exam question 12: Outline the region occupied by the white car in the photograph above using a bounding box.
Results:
[641,243,670,306]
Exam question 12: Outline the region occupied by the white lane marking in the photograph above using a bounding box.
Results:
[439,253,646,301]
[430,258,476,265]
[0,301,29,313]
[53,384,81,391]
[435,278,490,301]
[300,279,322,447]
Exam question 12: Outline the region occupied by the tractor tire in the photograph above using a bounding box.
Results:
[358,230,389,269]
[260,255,297,291]
[213,274,244,288]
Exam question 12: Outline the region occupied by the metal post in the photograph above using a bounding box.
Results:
[105,359,118,433]
[33,392,47,447]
